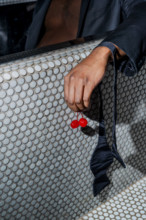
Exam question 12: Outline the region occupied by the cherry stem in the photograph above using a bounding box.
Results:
[76,112,84,121]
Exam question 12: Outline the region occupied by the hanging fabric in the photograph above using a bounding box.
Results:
[90,42,126,197]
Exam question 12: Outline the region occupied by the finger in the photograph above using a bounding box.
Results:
[67,101,80,112]
[75,78,85,111]
[68,74,80,112]
[64,75,69,103]
[83,81,95,108]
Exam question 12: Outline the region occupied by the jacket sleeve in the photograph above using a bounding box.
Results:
[101,1,146,76]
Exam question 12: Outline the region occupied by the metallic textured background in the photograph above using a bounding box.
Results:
[0,0,36,6]
[80,176,146,220]
[0,39,145,219]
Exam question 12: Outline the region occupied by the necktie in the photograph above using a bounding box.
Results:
[90,42,126,197]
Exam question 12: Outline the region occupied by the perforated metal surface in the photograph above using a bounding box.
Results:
[0,40,145,219]
[80,176,146,220]
[0,0,36,6]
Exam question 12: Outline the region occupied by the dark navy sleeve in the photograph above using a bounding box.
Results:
[101,1,146,76]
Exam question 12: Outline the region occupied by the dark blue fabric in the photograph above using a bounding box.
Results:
[25,0,52,50]
[25,0,146,76]
[102,1,146,76]
[90,42,126,197]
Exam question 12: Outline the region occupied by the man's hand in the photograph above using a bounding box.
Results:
[64,46,112,112]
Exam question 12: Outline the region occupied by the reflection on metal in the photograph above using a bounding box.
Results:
[0,0,36,6]
[0,39,145,219]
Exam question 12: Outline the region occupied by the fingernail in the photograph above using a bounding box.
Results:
[83,106,91,112]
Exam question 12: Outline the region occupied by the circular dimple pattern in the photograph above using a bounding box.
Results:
[80,177,146,220]
[0,40,145,220]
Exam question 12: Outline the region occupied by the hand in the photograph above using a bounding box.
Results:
[64,46,112,112]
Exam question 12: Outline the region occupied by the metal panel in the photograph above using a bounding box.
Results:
[80,176,146,219]
[0,0,36,6]
[0,39,145,219]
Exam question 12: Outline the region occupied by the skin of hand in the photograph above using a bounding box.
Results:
[64,45,126,112]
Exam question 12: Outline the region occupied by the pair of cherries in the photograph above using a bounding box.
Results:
[71,112,88,129]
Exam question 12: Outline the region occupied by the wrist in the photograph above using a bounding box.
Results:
[113,43,126,60]
[92,46,113,62]
[93,44,126,61]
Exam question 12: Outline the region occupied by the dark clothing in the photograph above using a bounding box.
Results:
[25,0,146,76]
[90,42,126,196]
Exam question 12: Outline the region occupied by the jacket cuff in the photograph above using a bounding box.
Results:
[97,40,145,77]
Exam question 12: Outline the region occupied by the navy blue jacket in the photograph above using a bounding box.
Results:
[25,0,146,76]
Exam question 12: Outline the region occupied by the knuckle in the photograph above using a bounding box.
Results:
[70,75,75,81]
[85,77,93,84]
[87,79,93,85]
[85,77,89,84]
[78,75,84,81]
[84,77,93,86]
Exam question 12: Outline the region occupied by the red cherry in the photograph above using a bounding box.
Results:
[79,118,88,127]
[71,120,79,129]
